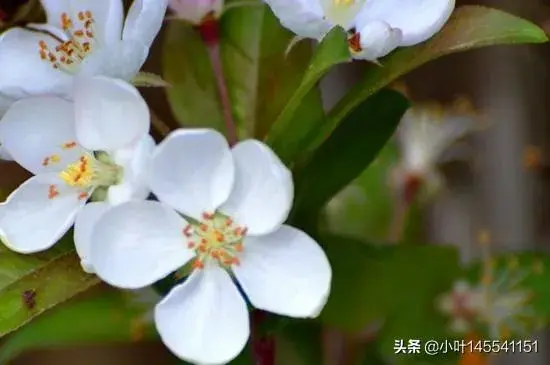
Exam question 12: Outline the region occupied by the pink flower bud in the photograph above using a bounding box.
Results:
[169,0,223,25]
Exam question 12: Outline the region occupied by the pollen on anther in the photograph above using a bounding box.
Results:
[48,185,60,199]
[192,259,205,270]
[78,192,89,200]
[235,243,244,252]
[187,241,196,249]
[202,212,214,220]
[183,225,193,237]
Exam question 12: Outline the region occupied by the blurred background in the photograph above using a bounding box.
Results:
[1,0,549,364]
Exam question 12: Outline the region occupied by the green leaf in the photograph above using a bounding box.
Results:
[320,235,460,343]
[163,21,226,133]
[221,1,315,139]
[0,238,99,337]
[308,6,549,152]
[0,288,156,364]
[291,89,409,226]
[132,72,171,87]
[163,0,316,139]
[322,140,399,242]
[266,27,351,164]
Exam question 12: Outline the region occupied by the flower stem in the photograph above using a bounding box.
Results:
[198,17,239,146]
[251,310,276,365]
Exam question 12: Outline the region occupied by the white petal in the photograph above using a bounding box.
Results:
[41,0,69,26]
[0,93,15,115]
[90,200,194,289]
[0,28,71,99]
[73,201,111,273]
[319,0,365,30]
[155,265,249,365]
[0,173,84,253]
[69,0,124,45]
[219,140,293,236]
[0,97,85,175]
[264,0,333,40]
[149,129,234,220]
[354,0,455,46]
[0,146,12,161]
[107,134,156,205]
[123,0,169,49]
[74,76,150,151]
[351,21,402,61]
[234,225,331,318]
[79,39,148,81]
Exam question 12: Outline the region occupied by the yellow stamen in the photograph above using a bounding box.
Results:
[59,155,93,187]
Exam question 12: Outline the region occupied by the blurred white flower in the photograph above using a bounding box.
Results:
[264,0,454,61]
[0,0,168,101]
[391,99,482,202]
[0,76,153,273]
[437,280,483,334]
[89,129,332,365]
[169,0,223,25]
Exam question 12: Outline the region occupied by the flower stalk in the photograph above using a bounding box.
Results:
[251,310,276,365]
[198,16,239,146]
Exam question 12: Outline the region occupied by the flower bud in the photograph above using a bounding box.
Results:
[169,0,223,25]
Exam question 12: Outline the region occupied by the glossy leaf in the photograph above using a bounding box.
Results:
[0,237,99,337]
[265,27,351,163]
[291,89,409,226]
[163,0,315,139]
[0,288,157,364]
[308,6,549,152]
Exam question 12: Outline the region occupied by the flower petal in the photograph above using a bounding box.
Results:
[318,0,365,30]
[234,225,331,318]
[0,28,71,99]
[149,129,234,220]
[74,201,111,273]
[155,265,250,364]
[351,21,402,61]
[68,0,124,45]
[264,0,333,40]
[90,200,194,289]
[41,0,69,26]
[74,76,150,151]
[0,97,85,175]
[123,0,169,49]
[107,134,155,205]
[354,0,455,46]
[79,39,148,81]
[219,140,293,236]
[0,173,84,253]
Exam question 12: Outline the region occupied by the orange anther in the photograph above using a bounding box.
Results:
[202,212,214,220]
[78,11,85,21]
[187,241,196,249]
[183,225,193,237]
[78,192,89,200]
[235,243,244,252]
[200,224,208,232]
[85,10,93,18]
[74,30,84,37]
[211,250,220,259]
[42,157,50,166]
[198,244,207,253]
[240,227,248,236]
[48,185,60,199]
[192,260,205,270]
[39,40,48,50]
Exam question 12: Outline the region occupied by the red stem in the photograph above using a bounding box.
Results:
[251,310,276,365]
[198,17,239,146]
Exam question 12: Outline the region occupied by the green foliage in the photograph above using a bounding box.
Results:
[291,89,409,228]
[0,288,156,364]
[319,235,461,353]
[307,5,549,153]
[0,236,99,337]
[163,0,316,140]
[322,141,398,242]
[265,27,351,164]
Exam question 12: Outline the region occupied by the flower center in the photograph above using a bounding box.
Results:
[333,0,355,6]
[38,11,97,73]
[44,143,122,202]
[183,212,248,270]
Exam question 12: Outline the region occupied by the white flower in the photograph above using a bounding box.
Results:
[0,0,168,101]
[391,100,481,200]
[169,0,224,25]
[264,0,454,60]
[438,280,483,334]
[88,129,332,365]
[0,76,153,273]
